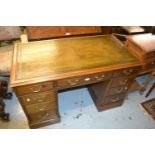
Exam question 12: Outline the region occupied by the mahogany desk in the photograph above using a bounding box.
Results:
[10,35,143,128]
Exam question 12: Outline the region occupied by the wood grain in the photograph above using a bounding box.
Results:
[10,35,142,87]
[27,26,101,40]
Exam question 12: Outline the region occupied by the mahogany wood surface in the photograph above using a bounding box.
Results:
[10,35,142,87]
[27,26,101,40]
[126,33,155,61]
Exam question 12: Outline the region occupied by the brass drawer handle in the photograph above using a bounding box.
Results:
[95,74,105,81]
[111,97,120,103]
[116,88,123,93]
[119,80,127,85]
[38,107,45,111]
[115,87,128,93]
[26,98,43,103]
[123,69,133,75]
[67,79,79,86]
[30,86,42,93]
[38,112,49,119]
[36,103,46,111]
[39,107,45,111]
[96,78,103,81]
[124,87,128,90]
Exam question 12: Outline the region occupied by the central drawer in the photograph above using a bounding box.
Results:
[113,66,140,78]
[57,71,112,90]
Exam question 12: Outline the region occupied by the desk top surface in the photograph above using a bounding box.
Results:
[10,35,140,87]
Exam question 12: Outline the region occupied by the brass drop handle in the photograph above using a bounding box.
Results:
[67,79,79,86]
[30,86,42,93]
[36,103,46,111]
[38,112,49,119]
[120,80,127,85]
[111,97,120,102]
[95,74,105,80]
[116,88,123,93]
[39,107,45,111]
[123,69,133,75]
[124,87,128,90]
[116,87,128,93]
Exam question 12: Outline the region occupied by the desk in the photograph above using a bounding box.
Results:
[10,35,142,128]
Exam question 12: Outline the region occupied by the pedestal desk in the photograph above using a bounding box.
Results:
[10,35,143,128]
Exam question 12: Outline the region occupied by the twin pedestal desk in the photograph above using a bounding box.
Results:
[10,35,145,128]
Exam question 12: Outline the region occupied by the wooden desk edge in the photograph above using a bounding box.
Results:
[9,61,143,88]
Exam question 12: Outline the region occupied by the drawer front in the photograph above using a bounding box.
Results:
[143,60,155,70]
[113,67,139,78]
[25,101,57,114]
[99,100,124,111]
[110,77,133,87]
[29,109,58,122]
[15,81,54,96]
[57,71,112,90]
[19,91,56,105]
[103,93,126,104]
[106,85,128,96]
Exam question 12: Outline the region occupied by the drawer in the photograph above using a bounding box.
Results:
[143,60,155,70]
[98,100,124,111]
[25,101,57,114]
[19,91,56,105]
[106,85,128,96]
[103,93,126,104]
[15,81,54,96]
[110,77,133,87]
[57,71,112,90]
[28,109,58,122]
[113,67,140,78]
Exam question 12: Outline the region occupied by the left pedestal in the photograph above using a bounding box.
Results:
[13,81,61,128]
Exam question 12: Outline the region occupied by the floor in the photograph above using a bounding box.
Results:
[1,75,155,129]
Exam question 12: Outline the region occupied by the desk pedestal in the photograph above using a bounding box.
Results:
[88,76,134,111]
